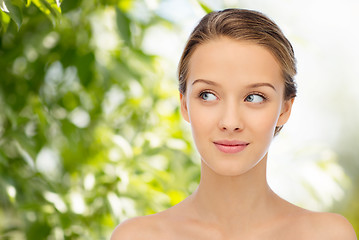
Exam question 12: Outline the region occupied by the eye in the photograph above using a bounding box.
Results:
[199,91,217,101]
[245,94,265,103]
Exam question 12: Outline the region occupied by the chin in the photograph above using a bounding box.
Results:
[202,157,262,177]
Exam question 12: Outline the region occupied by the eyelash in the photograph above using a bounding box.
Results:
[198,90,217,100]
[198,90,268,102]
[245,92,268,103]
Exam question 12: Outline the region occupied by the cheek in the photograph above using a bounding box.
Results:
[188,102,219,134]
[245,105,281,134]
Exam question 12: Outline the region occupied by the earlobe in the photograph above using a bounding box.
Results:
[277,97,294,127]
[180,93,190,123]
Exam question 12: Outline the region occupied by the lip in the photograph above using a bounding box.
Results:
[213,140,249,154]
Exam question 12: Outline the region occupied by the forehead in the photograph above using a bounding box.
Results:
[187,37,283,88]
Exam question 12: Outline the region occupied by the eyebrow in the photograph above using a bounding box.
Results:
[192,79,277,92]
[192,79,219,87]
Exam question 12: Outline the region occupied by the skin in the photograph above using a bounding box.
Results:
[111,37,357,240]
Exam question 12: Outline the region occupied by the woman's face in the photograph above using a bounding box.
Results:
[180,37,293,176]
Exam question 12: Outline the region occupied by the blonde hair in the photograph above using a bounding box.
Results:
[178,9,297,135]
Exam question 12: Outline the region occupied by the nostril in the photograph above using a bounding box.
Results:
[218,118,243,131]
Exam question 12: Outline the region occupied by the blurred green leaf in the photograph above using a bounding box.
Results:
[197,0,212,14]
[118,0,133,12]
[115,7,132,46]
[0,10,11,33]
[31,0,61,26]
[3,0,23,29]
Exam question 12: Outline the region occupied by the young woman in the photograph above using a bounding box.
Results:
[111,9,357,239]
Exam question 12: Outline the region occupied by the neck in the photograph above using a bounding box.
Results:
[188,154,279,231]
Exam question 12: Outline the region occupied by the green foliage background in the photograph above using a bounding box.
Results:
[0,0,358,239]
[0,0,201,238]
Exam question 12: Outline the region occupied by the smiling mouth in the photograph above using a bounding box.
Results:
[213,141,249,154]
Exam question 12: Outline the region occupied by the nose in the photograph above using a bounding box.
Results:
[218,100,243,132]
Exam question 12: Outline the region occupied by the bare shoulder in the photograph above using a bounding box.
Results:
[296,211,357,240]
[276,200,357,240]
[110,199,193,240]
[110,213,168,240]
[310,212,357,239]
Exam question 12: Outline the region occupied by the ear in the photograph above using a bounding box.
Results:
[277,97,295,127]
[180,93,190,123]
